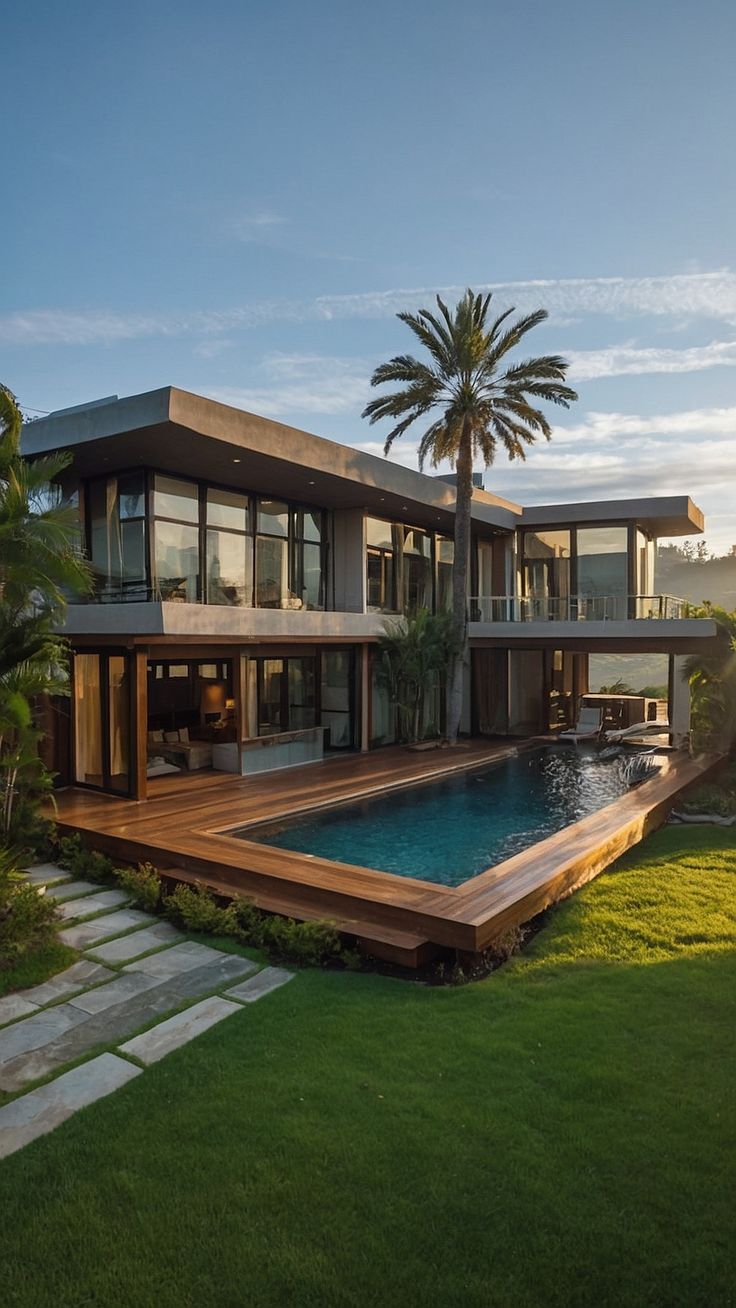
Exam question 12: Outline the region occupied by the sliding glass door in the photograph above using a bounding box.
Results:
[74,651,132,794]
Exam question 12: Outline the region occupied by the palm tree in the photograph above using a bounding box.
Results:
[362,289,577,741]
[683,603,736,752]
[0,385,90,676]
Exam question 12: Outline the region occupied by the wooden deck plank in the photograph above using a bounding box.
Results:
[50,742,723,961]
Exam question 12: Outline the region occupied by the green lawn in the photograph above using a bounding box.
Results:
[2,825,735,1308]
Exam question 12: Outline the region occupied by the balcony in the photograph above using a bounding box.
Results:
[470,594,687,623]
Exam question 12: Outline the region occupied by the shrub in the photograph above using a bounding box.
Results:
[58,834,115,883]
[164,882,238,936]
[0,848,59,966]
[116,862,162,912]
[259,915,342,966]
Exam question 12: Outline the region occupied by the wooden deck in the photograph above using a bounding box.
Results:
[51,741,722,967]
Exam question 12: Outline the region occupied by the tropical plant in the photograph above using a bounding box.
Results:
[683,604,736,753]
[0,384,91,845]
[363,289,577,740]
[377,609,459,743]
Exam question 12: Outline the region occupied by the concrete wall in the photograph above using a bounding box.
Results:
[332,509,366,613]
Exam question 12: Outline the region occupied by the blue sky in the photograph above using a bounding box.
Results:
[2,0,735,549]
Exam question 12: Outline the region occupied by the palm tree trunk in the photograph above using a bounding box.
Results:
[446,420,473,742]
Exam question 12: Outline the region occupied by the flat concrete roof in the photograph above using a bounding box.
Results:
[22,387,519,534]
[23,386,705,537]
[521,496,704,537]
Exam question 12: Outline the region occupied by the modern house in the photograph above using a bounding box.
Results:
[22,386,722,803]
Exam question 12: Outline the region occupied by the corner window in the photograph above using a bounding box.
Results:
[152,475,200,602]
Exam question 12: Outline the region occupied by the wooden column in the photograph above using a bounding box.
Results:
[131,650,148,802]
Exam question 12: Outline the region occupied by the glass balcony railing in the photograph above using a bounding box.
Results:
[469,594,687,623]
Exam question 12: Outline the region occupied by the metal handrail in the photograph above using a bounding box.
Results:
[470,594,686,623]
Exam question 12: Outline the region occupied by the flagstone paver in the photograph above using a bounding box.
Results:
[0,952,258,1092]
[225,967,294,1003]
[0,1003,92,1072]
[0,1053,142,1160]
[24,864,71,888]
[118,996,242,1066]
[0,995,39,1027]
[59,909,156,949]
[55,889,130,922]
[18,960,115,1007]
[46,879,101,903]
[68,971,163,1015]
[88,922,182,963]
[125,940,243,980]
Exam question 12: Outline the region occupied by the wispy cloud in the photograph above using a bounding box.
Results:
[3,270,736,348]
[203,353,371,417]
[567,339,736,381]
[355,404,736,551]
[228,211,288,243]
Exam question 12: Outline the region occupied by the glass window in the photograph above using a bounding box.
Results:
[154,521,200,602]
[258,659,284,734]
[153,475,199,523]
[577,526,628,619]
[256,536,289,607]
[87,473,147,591]
[402,527,433,612]
[523,529,571,560]
[523,529,571,614]
[366,518,398,612]
[370,652,396,745]
[437,537,454,612]
[299,541,324,610]
[206,487,250,532]
[206,529,253,606]
[321,650,353,748]
[257,499,289,536]
[107,656,130,793]
[117,473,145,520]
[298,508,323,543]
[74,654,102,786]
[287,658,317,730]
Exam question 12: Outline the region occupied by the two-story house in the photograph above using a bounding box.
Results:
[23,386,722,802]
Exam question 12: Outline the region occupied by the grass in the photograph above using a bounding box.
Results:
[0,939,77,999]
[1,825,734,1308]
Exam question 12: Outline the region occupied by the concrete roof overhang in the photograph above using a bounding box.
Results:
[521,496,704,537]
[22,387,519,536]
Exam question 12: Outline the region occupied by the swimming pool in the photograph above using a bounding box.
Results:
[237,747,643,887]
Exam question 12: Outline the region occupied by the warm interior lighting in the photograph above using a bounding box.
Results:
[200,681,227,718]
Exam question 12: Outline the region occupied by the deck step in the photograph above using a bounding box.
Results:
[160,865,437,968]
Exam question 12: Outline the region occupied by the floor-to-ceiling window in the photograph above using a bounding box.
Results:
[255,500,290,608]
[205,487,252,606]
[522,530,571,618]
[74,651,131,793]
[366,518,399,612]
[576,526,628,620]
[87,472,147,598]
[320,649,355,748]
[249,655,318,735]
[402,527,433,613]
[152,475,200,602]
[436,537,454,612]
[292,508,325,610]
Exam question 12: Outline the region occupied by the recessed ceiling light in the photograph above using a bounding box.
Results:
[308,480,315,485]
[402,505,408,510]
[233,458,241,463]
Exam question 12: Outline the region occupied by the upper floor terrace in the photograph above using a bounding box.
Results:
[22,386,712,646]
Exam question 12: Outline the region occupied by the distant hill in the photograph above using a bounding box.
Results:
[655,545,736,610]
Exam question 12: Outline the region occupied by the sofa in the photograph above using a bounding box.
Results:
[147,728,212,771]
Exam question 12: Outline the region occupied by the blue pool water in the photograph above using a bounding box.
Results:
[239,747,637,887]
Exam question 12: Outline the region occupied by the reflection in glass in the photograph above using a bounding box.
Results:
[74,654,102,786]
[321,650,353,748]
[256,536,288,607]
[402,528,433,612]
[288,658,317,730]
[153,521,200,601]
[257,499,289,537]
[206,529,252,605]
[577,526,628,619]
[206,488,249,532]
[107,656,130,793]
[153,475,200,523]
[259,659,284,734]
[437,537,454,611]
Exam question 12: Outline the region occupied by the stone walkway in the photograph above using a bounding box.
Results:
[0,863,294,1160]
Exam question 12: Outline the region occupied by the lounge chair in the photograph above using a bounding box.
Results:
[605,720,670,744]
[558,706,603,742]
